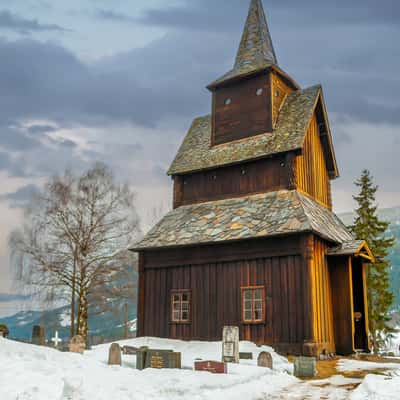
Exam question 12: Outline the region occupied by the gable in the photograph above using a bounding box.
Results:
[168,85,338,178]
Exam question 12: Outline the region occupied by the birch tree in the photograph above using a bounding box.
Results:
[10,163,141,342]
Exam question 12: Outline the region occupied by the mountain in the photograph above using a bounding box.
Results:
[0,300,137,343]
[339,206,400,310]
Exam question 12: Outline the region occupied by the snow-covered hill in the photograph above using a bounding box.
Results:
[1,337,400,400]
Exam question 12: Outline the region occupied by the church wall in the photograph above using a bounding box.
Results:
[173,155,289,208]
[137,234,334,356]
[295,114,332,209]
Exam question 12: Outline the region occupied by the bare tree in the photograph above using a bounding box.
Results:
[10,163,141,342]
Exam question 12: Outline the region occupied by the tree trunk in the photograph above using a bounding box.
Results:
[70,251,77,338]
[77,287,89,343]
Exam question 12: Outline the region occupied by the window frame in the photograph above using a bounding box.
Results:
[241,286,266,324]
[170,289,192,324]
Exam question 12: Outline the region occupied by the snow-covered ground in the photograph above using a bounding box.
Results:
[1,337,400,400]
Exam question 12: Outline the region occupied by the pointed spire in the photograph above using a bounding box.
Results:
[208,0,278,89]
[235,0,278,69]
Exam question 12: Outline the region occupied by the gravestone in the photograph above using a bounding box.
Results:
[51,331,63,349]
[195,360,227,374]
[0,324,9,338]
[144,349,181,370]
[69,335,86,354]
[122,345,138,355]
[136,346,149,370]
[32,325,46,346]
[108,343,122,366]
[294,356,317,378]
[222,326,239,363]
[239,352,253,360]
[257,351,273,369]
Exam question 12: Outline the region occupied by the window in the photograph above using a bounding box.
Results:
[241,286,265,323]
[171,290,191,323]
[256,88,263,96]
[224,98,232,106]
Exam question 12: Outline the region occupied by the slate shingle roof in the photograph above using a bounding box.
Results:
[327,240,366,256]
[209,0,277,89]
[132,190,354,250]
[168,85,321,176]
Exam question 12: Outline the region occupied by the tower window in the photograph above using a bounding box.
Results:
[256,88,263,96]
[224,98,232,106]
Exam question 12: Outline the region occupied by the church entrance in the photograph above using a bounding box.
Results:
[351,258,369,352]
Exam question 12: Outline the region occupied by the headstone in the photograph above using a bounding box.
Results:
[136,346,149,370]
[294,356,317,378]
[257,351,273,369]
[108,343,122,366]
[0,324,9,338]
[144,349,181,370]
[69,335,86,354]
[122,345,138,355]
[222,326,239,363]
[51,331,63,348]
[32,325,46,346]
[239,352,253,360]
[195,360,227,374]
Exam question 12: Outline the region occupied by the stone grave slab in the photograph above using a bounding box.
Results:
[195,360,227,374]
[257,351,273,368]
[222,326,239,363]
[108,343,122,366]
[239,352,253,360]
[69,335,86,354]
[136,346,149,370]
[32,325,46,346]
[144,349,181,370]
[294,356,317,378]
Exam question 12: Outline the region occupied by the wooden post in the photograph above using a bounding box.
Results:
[137,253,146,337]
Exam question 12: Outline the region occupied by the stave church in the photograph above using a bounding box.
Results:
[132,0,373,356]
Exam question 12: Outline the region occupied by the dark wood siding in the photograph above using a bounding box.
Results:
[295,113,332,209]
[173,156,289,208]
[212,73,272,145]
[139,235,317,355]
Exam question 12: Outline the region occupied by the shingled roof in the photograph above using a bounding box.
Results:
[208,0,277,89]
[168,85,322,175]
[132,190,354,251]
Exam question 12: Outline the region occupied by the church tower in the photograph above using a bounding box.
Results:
[132,0,372,357]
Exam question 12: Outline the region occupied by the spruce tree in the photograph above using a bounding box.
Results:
[351,169,395,353]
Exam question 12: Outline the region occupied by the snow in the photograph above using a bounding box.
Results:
[3,336,400,400]
[59,311,70,328]
[0,337,296,400]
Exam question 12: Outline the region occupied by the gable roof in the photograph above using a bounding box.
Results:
[168,85,337,177]
[131,190,354,251]
[327,240,375,262]
[208,0,278,89]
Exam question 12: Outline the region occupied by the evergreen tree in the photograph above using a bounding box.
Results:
[351,169,395,353]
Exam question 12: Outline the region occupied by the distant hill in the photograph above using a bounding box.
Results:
[339,207,400,310]
[0,299,137,342]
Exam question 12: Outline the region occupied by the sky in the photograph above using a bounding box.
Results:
[0,0,399,308]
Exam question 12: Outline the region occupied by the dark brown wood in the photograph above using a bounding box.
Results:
[137,253,145,337]
[177,156,289,206]
[328,256,354,355]
[212,73,272,145]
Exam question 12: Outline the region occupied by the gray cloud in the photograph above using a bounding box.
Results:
[0,184,41,208]
[95,9,135,23]
[0,10,66,34]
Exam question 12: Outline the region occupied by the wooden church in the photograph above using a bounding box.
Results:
[132,0,373,356]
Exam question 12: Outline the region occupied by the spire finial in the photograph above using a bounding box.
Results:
[234,0,277,69]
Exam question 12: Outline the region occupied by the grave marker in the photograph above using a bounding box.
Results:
[108,343,122,366]
[32,325,46,346]
[257,351,273,368]
[69,335,85,354]
[51,331,62,348]
[136,348,181,370]
[294,356,317,378]
[195,360,227,374]
[222,326,239,363]
[239,352,253,360]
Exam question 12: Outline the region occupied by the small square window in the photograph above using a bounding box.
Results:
[242,287,265,323]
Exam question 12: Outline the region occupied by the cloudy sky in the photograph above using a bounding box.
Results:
[0,0,399,304]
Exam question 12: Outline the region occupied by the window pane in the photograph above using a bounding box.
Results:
[182,302,189,311]
[182,311,189,321]
[173,302,180,311]
[182,293,188,301]
[173,311,180,321]
[244,290,252,300]
[244,300,252,310]
[244,310,252,321]
[254,309,262,320]
[254,289,263,300]
[173,294,180,302]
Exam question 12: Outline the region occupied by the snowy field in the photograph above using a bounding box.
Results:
[1,337,400,400]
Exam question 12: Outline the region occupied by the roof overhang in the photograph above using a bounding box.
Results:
[327,240,375,262]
